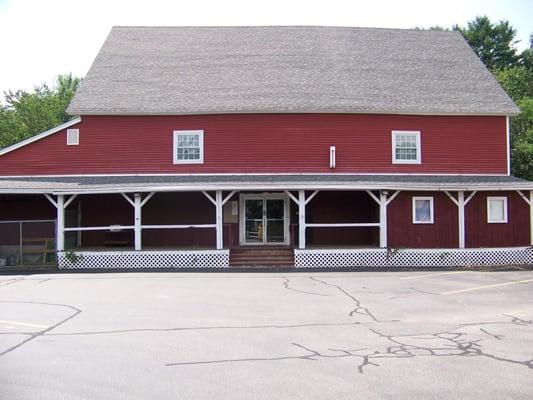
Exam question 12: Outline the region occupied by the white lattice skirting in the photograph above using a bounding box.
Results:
[295,247,533,268]
[58,250,230,269]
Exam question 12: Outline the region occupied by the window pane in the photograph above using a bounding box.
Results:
[489,199,504,221]
[395,134,418,161]
[415,200,431,222]
[176,133,201,161]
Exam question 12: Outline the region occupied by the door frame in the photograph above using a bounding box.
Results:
[239,192,290,246]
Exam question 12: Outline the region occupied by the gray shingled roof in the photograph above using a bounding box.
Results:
[1,175,532,194]
[67,26,519,116]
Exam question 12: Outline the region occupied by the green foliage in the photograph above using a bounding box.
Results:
[521,35,533,70]
[494,67,533,100]
[510,98,533,180]
[0,74,81,148]
[454,16,520,71]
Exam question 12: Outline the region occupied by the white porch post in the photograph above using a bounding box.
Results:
[379,191,387,248]
[530,191,533,246]
[216,190,223,250]
[57,194,65,252]
[298,190,306,249]
[458,191,465,249]
[134,193,142,250]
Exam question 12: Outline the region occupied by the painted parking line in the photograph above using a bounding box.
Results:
[443,278,533,295]
[0,320,48,329]
[400,271,471,280]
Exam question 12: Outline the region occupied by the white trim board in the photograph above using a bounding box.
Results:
[0,118,82,157]
[70,110,519,117]
[2,183,533,195]
[0,172,511,178]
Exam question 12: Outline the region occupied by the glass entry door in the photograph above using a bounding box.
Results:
[243,196,287,245]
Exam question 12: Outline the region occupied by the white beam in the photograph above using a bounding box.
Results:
[516,190,531,206]
[56,195,65,252]
[305,190,319,205]
[134,193,142,250]
[120,193,135,207]
[202,191,217,206]
[284,190,299,205]
[64,194,78,209]
[530,191,533,246]
[215,190,223,249]
[444,191,459,207]
[141,192,156,207]
[386,190,400,206]
[379,191,387,248]
[506,115,511,176]
[64,226,135,232]
[44,194,58,208]
[365,190,380,205]
[464,191,477,206]
[142,224,216,229]
[222,190,236,206]
[298,190,306,249]
[307,222,380,227]
[458,191,466,249]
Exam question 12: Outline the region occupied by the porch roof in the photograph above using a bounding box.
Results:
[0,174,532,194]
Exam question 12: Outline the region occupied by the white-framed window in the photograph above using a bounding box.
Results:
[173,130,204,164]
[487,196,508,223]
[412,196,434,224]
[392,131,421,164]
[66,129,79,146]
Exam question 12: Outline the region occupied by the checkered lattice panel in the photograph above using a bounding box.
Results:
[295,247,533,268]
[58,250,230,269]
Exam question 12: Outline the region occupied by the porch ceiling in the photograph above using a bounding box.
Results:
[0,174,532,194]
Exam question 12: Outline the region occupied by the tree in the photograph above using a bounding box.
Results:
[0,74,82,148]
[454,16,520,70]
[521,34,533,70]
[510,98,533,180]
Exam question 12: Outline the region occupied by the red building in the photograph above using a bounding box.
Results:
[0,26,532,269]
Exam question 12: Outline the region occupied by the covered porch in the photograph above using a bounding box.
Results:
[0,174,532,269]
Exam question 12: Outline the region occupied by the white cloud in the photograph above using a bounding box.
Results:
[0,0,531,95]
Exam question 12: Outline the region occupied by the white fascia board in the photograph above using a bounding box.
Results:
[42,184,533,195]
[0,172,511,178]
[71,110,520,117]
[0,118,82,157]
[1,183,533,195]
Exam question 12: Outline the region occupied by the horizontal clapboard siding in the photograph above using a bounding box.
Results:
[0,114,507,175]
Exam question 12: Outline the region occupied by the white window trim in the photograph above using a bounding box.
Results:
[173,130,204,165]
[66,129,79,146]
[392,130,421,164]
[487,196,508,223]
[412,196,434,224]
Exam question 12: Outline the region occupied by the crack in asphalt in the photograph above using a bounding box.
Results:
[47,322,358,336]
[309,276,400,323]
[281,276,330,296]
[166,343,370,367]
[0,301,81,358]
[0,278,24,288]
[2,276,533,376]
[479,328,504,340]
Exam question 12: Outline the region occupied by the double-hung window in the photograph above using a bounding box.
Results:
[392,131,421,164]
[412,196,434,224]
[487,197,508,223]
[173,130,204,164]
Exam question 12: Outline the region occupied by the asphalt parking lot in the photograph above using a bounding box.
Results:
[1,269,532,400]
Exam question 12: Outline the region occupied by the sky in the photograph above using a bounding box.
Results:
[0,0,531,96]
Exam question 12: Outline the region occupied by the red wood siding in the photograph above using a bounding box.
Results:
[0,114,507,175]
[388,191,459,248]
[465,191,530,247]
